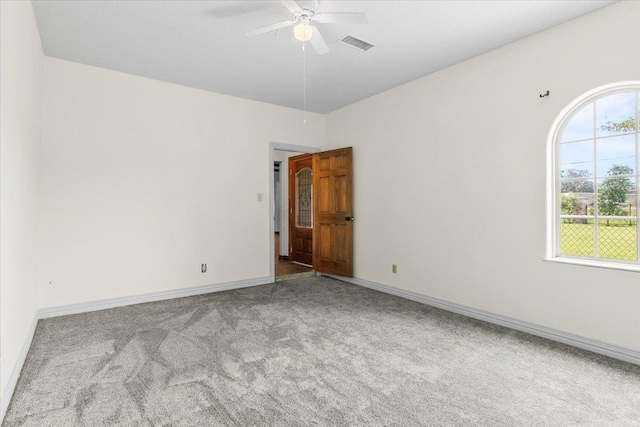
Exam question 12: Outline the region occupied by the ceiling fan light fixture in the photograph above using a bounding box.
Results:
[293,23,313,41]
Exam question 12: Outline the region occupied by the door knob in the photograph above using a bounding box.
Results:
[345,216,354,221]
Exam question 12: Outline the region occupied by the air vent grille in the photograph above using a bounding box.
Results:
[340,35,375,52]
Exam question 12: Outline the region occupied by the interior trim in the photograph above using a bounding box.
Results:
[38,276,272,319]
[544,256,640,273]
[326,274,640,366]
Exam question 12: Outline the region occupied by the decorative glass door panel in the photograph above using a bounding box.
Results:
[296,168,313,228]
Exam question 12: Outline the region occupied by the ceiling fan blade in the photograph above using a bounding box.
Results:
[315,12,368,25]
[245,20,295,38]
[281,0,302,13]
[309,26,329,55]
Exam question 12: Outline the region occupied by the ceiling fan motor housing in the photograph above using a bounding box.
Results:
[295,9,316,24]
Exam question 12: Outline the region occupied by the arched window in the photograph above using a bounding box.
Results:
[548,82,640,270]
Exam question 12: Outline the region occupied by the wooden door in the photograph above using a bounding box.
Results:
[313,147,353,277]
[288,154,314,266]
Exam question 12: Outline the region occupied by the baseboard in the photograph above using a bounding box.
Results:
[38,276,272,319]
[1,314,39,422]
[327,275,640,366]
[1,276,272,424]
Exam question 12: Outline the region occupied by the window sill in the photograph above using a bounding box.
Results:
[543,256,640,273]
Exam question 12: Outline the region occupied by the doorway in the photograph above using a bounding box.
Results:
[269,143,354,283]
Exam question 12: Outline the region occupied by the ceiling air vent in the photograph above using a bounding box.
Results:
[340,35,375,52]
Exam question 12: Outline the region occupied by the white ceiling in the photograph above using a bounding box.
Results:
[32,0,616,113]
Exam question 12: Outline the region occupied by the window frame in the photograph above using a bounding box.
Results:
[546,81,640,271]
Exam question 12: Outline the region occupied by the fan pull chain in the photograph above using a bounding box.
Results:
[302,40,307,124]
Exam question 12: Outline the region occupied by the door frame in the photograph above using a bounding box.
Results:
[269,142,321,283]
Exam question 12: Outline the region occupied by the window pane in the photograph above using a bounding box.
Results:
[598,219,637,261]
[596,134,636,177]
[560,182,594,214]
[559,140,594,177]
[596,92,636,136]
[560,222,594,257]
[560,181,595,197]
[561,103,593,142]
[596,177,636,217]
[296,168,312,228]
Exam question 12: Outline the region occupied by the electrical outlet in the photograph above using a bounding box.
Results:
[392,264,397,274]
[201,264,207,273]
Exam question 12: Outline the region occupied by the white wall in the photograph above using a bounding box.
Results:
[0,0,44,403]
[326,1,640,351]
[38,58,324,308]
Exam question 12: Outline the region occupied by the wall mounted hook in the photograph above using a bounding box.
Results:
[539,90,550,98]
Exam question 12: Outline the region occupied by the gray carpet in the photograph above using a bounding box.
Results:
[3,277,640,426]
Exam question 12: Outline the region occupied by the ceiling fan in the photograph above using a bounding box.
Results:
[245,0,368,55]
